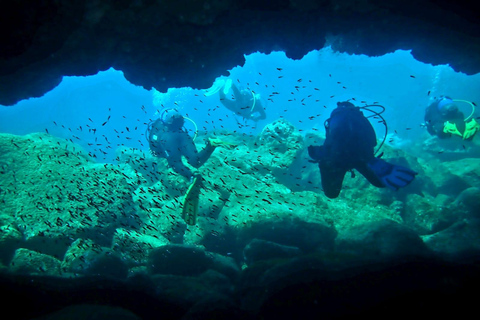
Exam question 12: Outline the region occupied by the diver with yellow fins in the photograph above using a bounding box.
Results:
[424,96,480,140]
[146,109,235,225]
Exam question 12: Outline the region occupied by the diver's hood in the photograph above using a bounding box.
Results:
[163,110,185,129]
[437,97,457,115]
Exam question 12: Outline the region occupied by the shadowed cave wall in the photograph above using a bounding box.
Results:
[1,0,479,106]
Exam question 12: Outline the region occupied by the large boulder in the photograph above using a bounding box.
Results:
[336,219,431,260]
[62,238,129,279]
[453,187,480,219]
[147,244,239,279]
[243,238,302,265]
[0,225,23,265]
[421,219,480,258]
[403,193,458,234]
[0,133,139,259]
[9,248,62,276]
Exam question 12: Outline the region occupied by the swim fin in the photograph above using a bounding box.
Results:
[182,176,202,225]
[204,79,225,97]
[367,158,417,190]
[223,79,232,95]
[209,138,237,150]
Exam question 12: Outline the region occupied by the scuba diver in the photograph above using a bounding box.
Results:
[308,101,417,199]
[205,78,266,122]
[146,109,235,224]
[424,96,479,140]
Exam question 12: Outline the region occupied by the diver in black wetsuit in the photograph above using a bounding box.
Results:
[424,96,479,140]
[308,101,417,199]
[219,80,266,122]
[147,109,234,180]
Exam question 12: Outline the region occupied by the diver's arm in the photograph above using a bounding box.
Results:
[425,104,447,137]
[219,90,240,113]
[195,140,216,168]
[182,132,215,169]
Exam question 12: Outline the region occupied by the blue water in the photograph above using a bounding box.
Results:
[1,47,479,161]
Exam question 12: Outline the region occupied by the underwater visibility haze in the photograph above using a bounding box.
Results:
[1,48,480,319]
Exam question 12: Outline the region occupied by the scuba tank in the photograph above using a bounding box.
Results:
[145,108,198,157]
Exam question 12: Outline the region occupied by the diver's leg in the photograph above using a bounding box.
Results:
[167,157,194,179]
[320,162,347,199]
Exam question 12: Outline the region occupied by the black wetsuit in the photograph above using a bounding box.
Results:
[219,83,266,121]
[148,120,215,179]
[425,100,465,138]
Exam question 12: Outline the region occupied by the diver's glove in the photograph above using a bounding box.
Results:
[367,158,417,190]
[463,119,480,140]
[209,138,237,150]
[443,121,463,137]
[189,171,203,184]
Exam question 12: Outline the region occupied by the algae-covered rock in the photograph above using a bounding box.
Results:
[403,193,458,234]
[236,217,336,254]
[336,219,431,260]
[0,224,23,265]
[419,157,472,196]
[0,133,139,258]
[320,196,403,232]
[443,158,480,188]
[116,147,163,185]
[9,248,62,276]
[421,219,480,258]
[453,187,480,219]
[62,238,128,279]
[147,244,239,279]
[111,228,169,265]
[150,272,234,311]
[257,119,303,170]
[243,239,301,265]
[214,119,303,180]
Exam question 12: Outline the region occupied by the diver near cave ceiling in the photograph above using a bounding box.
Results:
[308,101,417,199]
[146,108,236,225]
[205,78,267,122]
[424,96,480,140]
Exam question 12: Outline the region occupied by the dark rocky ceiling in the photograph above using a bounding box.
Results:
[0,0,479,106]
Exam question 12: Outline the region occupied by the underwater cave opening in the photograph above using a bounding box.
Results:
[1,47,479,162]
